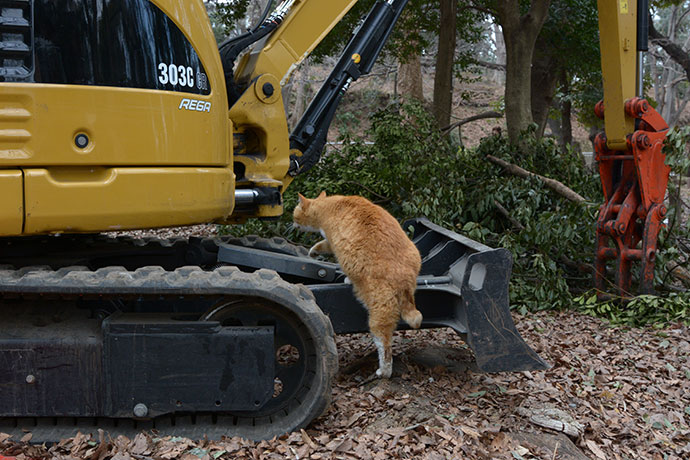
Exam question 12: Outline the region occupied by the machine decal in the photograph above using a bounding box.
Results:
[20,0,211,95]
[158,64,210,92]
[158,64,195,88]
[179,98,212,112]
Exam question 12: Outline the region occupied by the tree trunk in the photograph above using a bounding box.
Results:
[493,22,506,84]
[288,63,312,129]
[495,0,552,143]
[530,37,559,138]
[559,70,572,151]
[503,29,533,142]
[649,9,689,80]
[648,7,690,127]
[397,54,424,103]
[433,0,458,127]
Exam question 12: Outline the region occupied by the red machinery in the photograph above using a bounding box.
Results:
[593,0,671,298]
[593,98,670,297]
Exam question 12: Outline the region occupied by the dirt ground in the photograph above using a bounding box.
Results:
[2,310,689,460]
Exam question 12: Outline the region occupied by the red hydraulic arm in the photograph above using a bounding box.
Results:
[593,98,670,296]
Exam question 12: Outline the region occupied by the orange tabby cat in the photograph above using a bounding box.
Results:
[293,191,422,378]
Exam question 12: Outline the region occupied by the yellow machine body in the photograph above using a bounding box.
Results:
[0,0,358,235]
[597,0,638,150]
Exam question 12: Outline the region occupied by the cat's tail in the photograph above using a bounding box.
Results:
[400,290,423,329]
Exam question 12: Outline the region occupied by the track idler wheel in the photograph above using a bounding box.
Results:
[201,272,338,440]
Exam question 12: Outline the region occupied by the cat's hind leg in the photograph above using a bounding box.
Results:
[367,303,397,379]
[371,333,393,378]
[308,239,332,257]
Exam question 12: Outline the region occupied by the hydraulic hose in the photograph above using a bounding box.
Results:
[220,1,297,105]
[288,0,409,176]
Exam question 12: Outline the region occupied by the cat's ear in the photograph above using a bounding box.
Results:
[317,191,327,199]
[298,193,308,206]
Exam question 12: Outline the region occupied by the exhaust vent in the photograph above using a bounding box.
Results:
[0,0,32,81]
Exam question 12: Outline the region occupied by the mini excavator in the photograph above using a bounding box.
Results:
[0,0,546,442]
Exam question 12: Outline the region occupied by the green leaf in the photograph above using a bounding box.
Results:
[188,448,208,458]
[467,391,486,398]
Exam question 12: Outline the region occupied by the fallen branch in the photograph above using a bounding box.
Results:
[559,255,595,274]
[473,60,506,72]
[494,199,524,231]
[485,154,586,203]
[516,406,584,439]
[666,261,690,286]
[442,111,503,135]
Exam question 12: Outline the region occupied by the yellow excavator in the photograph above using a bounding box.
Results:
[0,0,663,442]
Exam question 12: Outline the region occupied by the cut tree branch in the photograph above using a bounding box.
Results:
[442,111,503,134]
[494,199,524,231]
[475,60,506,71]
[666,261,690,287]
[485,154,586,203]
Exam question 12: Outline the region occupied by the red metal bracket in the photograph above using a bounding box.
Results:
[594,97,669,297]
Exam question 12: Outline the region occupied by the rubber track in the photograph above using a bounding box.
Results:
[0,265,339,442]
[223,235,309,258]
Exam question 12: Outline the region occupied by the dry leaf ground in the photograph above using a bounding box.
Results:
[1,310,689,460]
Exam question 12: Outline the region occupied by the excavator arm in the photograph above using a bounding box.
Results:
[594,0,671,297]
[226,0,409,221]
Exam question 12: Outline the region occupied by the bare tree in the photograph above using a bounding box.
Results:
[433,0,458,127]
[492,0,552,143]
[649,5,690,127]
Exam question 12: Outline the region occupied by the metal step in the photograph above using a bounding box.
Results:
[0,39,29,54]
[0,15,29,28]
[0,0,32,81]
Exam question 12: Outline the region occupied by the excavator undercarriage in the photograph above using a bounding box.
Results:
[0,220,546,442]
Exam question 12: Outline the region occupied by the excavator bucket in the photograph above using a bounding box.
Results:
[218,218,549,373]
[405,218,549,372]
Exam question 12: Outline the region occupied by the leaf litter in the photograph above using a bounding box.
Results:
[1,310,689,459]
